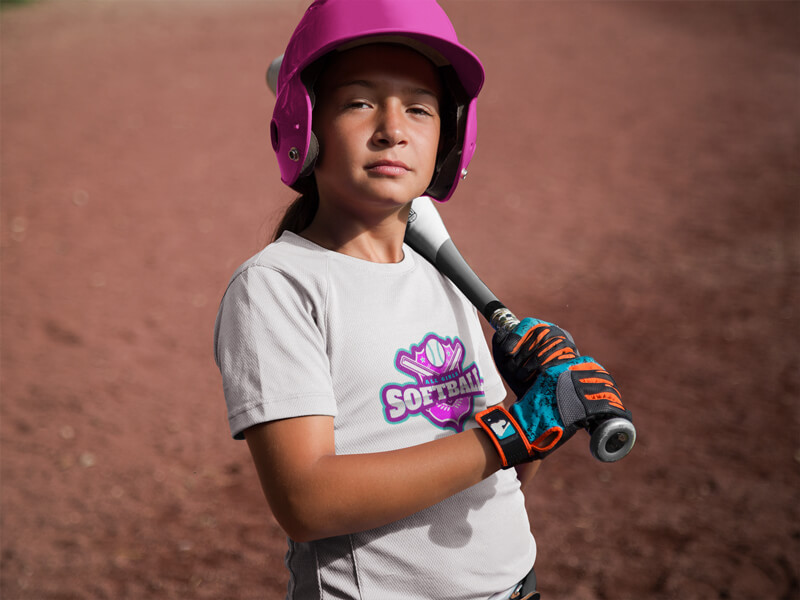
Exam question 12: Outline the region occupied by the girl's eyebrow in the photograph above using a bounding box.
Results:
[335,79,373,90]
[335,79,439,100]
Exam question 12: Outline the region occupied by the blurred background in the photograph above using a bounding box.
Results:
[1,1,798,598]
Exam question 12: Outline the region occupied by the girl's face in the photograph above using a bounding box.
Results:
[312,44,442,218]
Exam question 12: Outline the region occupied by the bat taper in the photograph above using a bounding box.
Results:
[405,197,519,333]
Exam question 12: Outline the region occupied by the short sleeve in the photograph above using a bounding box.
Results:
[214,265,336,439]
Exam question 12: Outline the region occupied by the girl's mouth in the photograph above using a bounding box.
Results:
[366,160,411,176]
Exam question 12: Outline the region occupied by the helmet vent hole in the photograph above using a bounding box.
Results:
[270,120,280,151]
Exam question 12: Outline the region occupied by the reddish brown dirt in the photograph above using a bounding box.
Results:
[1,1,798,599]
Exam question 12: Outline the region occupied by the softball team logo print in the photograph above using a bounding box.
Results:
[381,334,484,432]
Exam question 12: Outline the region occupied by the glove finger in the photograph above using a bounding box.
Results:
[578,382,623,407]
[505,318,551,354]
[536,338,579,366]
[493,328,523,357]
[513,322,549,353]
[513,359,540,388]
[515,338,577,377]
[513,343,572,387]
[567,363,629,417]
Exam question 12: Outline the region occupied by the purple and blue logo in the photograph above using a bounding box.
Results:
[381,334,484,432]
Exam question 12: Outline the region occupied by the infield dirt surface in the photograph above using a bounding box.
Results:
[1,1,798,598]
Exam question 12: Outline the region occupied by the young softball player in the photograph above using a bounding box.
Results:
[214,1,630,598]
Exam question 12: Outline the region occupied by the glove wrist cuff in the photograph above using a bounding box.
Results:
[475,405,533,468]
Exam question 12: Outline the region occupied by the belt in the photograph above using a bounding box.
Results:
[509,565,540,600]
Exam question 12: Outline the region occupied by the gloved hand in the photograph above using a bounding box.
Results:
[476,356,631,468]
[492,318,579,397]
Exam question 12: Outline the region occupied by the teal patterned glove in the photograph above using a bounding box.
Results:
[476,357,631,467]
[492,317,578,397]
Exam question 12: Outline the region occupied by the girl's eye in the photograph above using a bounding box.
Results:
[409,106,434,117]
[345,101,371,109]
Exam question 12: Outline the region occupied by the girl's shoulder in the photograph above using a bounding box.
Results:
[213,232,330,369]
[230,231,327,281]
[220,231,332,305]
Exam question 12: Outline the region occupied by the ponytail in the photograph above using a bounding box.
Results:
[272,179,319,242]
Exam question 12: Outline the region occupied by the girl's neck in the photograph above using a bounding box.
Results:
[300,202,411,264]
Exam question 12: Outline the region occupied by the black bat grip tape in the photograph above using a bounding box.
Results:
[435,239,502,320]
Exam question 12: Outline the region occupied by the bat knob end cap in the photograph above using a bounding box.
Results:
[589,418,636,462]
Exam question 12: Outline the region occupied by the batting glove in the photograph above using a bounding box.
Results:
[492,318,579,397]
[476,357,631,467]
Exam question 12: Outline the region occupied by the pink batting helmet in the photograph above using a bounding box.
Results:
[270,0,485,202]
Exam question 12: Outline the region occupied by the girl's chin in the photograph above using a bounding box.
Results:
[318,179,429,211]
[359,181,428,204]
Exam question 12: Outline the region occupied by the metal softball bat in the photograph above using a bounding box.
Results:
[267,54,283,94]
[405,196,636,463]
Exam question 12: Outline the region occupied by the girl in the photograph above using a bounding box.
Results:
[214,1,629,598]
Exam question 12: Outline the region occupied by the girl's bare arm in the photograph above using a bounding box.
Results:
[245,415,502,542]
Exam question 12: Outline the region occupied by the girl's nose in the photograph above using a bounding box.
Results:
[372,104,407,147]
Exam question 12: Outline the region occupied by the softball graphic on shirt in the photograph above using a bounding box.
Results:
[381,334,484,432]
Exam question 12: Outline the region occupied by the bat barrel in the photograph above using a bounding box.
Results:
[266,54,283,94]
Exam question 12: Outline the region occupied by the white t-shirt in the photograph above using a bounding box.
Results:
[214,232,535,599]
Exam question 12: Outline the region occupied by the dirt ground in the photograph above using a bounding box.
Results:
[1,1,798,599]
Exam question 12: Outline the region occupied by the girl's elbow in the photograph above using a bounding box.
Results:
[283,525,321,544]
[279,517,336,543]
[271,499,338,543]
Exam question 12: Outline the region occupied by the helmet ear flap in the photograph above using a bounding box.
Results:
[294,57,327,183]
[287,132,319,194]
[300,132,319,179]
[426,65,468,200]
[272,56,325,192]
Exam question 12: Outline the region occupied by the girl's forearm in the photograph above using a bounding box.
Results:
[247,422,501,542]
[309,429,501,538]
